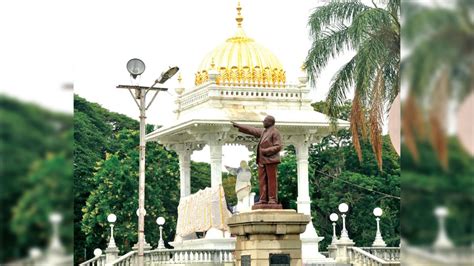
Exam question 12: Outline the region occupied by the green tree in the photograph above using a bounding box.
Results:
[401,138,474,246]
[81,129,180,253]
[305,0,400,169]
[74,95,139,263]
[191,162,211,194]
[311,135,400,249]
[0,95,72,262]
[11,152,73,253]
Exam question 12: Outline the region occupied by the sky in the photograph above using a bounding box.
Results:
[0,0,361,167]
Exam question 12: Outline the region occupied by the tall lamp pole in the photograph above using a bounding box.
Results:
[117,58,179,265]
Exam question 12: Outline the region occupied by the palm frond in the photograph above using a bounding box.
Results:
[306,24,356,84]
[402,7,460,47]
[326,55,357,119]
[369,68,384,170]
[350,93,365,162]
[429,70,449,170]
[402,96,421,162]
[307,0,400,165]
[308,0,370,38]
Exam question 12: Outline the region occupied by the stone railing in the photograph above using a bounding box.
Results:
[107,249,234,265]
[177,84,308,112]
[109,251,137,266]
[145,249,234,264]
[178,87,210,110]
[361,247,400,261]
[349,247,400,266]
[79,254,107,266]
[402,245,474,265]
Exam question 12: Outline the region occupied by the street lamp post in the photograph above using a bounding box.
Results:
[118,59,179,265]
[372,207,387,247]
[156,217,166,250]
[329,213,339,246]
[48,213,64,254]
[107,214,117,249]
[433,206,453,248]
[105,213,120,263]
[338,203,351,242]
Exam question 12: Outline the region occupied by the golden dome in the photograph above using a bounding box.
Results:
[195,2,286,87]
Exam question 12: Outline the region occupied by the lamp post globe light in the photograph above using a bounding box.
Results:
[433,206,453,248]
[28,247,42,260]
[106,214,117,248]
[93,248,102,257]
[48,212,64,252]
[117,59,179,265]
[329,213,339,246]
[372,207,387,247]
[156,217,166,250]
[338,203,351,241]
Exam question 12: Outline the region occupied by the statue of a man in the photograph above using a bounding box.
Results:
[231,115,283,209]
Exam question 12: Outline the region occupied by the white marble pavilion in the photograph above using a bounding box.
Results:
[145,2,349,263]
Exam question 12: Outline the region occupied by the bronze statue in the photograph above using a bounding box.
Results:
[231,115,283,209]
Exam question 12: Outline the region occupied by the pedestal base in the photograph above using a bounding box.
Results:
[169,237,236,250]
[105,246,119,264]
[252,202,283,210]
[132,240,152,251]
[227,209,310,266]
[335,238,355,264]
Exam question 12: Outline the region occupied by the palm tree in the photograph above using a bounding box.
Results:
[401,0,474,169]
[305,0,400,170]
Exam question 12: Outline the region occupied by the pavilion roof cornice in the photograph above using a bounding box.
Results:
[146,119,348,142]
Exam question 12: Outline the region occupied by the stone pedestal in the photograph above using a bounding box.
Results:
[227,209,310,266]
[132,239,152,251]
[327,245,337,260]
[335,238,355,264]
[105,246,119,263]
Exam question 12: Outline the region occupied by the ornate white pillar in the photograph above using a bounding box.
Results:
[209,139,223,188]
[296,142,311,215]
[177,149,192,197]
[294,138,327,263]
[170,143,193,198]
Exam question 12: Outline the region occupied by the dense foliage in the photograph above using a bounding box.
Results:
[401,139,474,246]
[74,95,139,263]
[0,95,72,262]
[74,95,215,263]
[81,129,181,252]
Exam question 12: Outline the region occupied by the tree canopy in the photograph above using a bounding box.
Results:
[0,95,72,262]
[74,95,214,263]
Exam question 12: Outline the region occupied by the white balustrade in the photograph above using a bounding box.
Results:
[125,249,235,265]
[108,251,137,266]
[348,247,400,266]
[177,84,307,112]
[79,255,106,266]
[361,247,400,261]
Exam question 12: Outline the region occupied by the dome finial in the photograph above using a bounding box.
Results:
[210,57,216,70]
[175,73,185,95]
[236,1,243,27]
